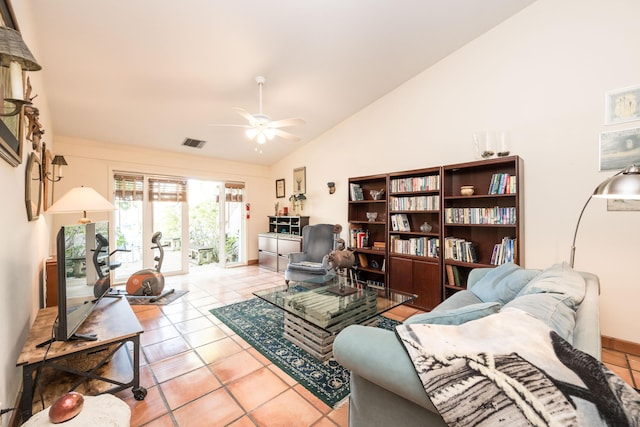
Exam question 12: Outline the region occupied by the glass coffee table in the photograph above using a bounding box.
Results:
[253,275,416,361]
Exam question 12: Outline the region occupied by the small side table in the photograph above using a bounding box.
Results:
[21,394,130,426]
[16,296,145,422]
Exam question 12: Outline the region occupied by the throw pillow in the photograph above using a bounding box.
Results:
[503,294,577,343]
[517,263,586,309]
[470,263,539,304]
[404,302,502,325]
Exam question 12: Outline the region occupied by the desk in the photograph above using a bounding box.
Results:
[17,296,145,421]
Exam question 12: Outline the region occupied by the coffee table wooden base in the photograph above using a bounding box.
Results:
[283,313,379,361]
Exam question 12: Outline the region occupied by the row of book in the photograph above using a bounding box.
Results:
[491,237,516,265]
[445,264,469,287]
[350,229,369,248]
[389,195,439,211]
[390,214,411,231]
[350,183,365,201]
[488,173,516,195]
[444,207,516,225]
[389,236,439,258]
[443,237,478,263]
[390,175,440,193]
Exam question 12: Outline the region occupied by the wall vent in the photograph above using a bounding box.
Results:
[182,138,207,149]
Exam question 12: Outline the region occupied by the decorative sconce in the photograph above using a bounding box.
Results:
[327,182,336,194]
[43,155,68,182]
[0,26,41,117]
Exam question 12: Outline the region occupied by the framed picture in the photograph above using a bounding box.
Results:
[293,166,306,194]
[599,127,640,171]
[605,84,640,125]
[275,178,285,198]
[0,67,23,166]
[607,198,640,211]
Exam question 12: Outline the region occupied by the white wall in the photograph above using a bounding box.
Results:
[0,2,53,424]
[272,0,640,343]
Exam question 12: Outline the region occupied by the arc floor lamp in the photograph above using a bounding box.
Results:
[570,164,640,268]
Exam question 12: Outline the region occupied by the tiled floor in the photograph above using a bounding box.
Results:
[37,265,640,426]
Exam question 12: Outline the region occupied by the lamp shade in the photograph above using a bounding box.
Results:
[593,164,640,199]
[47,186,115,223]
[0,27,41,71]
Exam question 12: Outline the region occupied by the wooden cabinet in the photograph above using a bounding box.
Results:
[348,156,524,304]
[268,216,309,235]
[387,167,442,310]
[442,155,524,298]
[45,257,58,307]
[258,232,302,272]
[348,174,388,290]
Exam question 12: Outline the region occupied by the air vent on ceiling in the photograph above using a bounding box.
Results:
[182,138,207,149]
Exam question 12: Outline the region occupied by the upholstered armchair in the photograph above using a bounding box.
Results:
[284,223,336,284]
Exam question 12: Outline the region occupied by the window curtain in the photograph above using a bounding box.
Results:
[114,173,144,201]
[149,177,188,202]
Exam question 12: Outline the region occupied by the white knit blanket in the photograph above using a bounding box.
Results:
[395,309,640,426]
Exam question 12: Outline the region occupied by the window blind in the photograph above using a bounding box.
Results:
[114,173,144,201]
[225,182,245,202]
[149,177,188,202]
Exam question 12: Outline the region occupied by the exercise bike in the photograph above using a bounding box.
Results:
[125,231,172,297]
[93,231,174,301]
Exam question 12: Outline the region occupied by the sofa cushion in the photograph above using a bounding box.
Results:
[502,294,577,343]
[470,263,539,304]
[404,302,502,325]
[516,263,586,309]
[431,290,483,313]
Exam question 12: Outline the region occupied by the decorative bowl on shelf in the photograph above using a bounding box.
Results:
[460,185,475,196]
[366,212,378,222]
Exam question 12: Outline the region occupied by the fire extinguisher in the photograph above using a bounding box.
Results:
[245,203,250,219]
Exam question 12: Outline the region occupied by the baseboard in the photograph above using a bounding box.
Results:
[247,259,258,265]
[601,335,640,356]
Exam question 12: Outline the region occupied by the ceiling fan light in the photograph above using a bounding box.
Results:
[256,133,266,144]
[265,128,275,140]
[246,128,257,140]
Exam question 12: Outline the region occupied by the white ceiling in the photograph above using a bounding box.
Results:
[25,0,536,165]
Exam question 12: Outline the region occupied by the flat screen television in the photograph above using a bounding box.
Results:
[53,221,110,342]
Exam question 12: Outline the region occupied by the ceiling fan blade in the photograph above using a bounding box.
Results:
[273,129,301,142]
[232,107,256,124]
[269,117,306,128]
[208,123,250,128]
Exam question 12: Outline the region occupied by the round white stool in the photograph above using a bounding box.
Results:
[22,394,130,427]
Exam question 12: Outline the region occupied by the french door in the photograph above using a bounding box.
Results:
[112,173,245,283]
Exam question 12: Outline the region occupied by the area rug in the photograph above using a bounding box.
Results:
[125,289,188,305]
[210,297,398,408]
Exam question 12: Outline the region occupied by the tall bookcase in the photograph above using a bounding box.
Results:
[348,174,388,290]
[387,167,442,310]
[441,155,524,298]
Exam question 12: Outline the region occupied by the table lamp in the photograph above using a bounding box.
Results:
[47,186,115,223]
[570,164,640,267]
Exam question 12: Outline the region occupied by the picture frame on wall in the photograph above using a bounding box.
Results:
[605,84,640,125]
[293,166,306,194]
[275,178,285,198]
[607,198,640,211]
[599,127,640,171]
[0,67,23,166]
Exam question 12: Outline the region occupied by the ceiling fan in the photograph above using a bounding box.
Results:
[210,76,305,146]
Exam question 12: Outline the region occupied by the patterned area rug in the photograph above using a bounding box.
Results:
[210,297,398,408]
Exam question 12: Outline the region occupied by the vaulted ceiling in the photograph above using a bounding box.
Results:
[25,0,536,165]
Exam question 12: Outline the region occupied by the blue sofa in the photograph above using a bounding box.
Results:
[333,264,601,427]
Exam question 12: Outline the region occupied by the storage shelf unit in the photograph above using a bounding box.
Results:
[388,167,442,310]
[348,174,388,290]
[442,155,524,298]
[268,216,309,236]
[347,156,524,308]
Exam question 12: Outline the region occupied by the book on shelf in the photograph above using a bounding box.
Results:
[491,237,516,265]
[357,253,368,268]
[445,264,455,285]
[488,173,517,195]
[444,236,478,263]
[350,183,364,201]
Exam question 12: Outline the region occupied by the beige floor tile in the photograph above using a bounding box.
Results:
[227,367,289,412]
